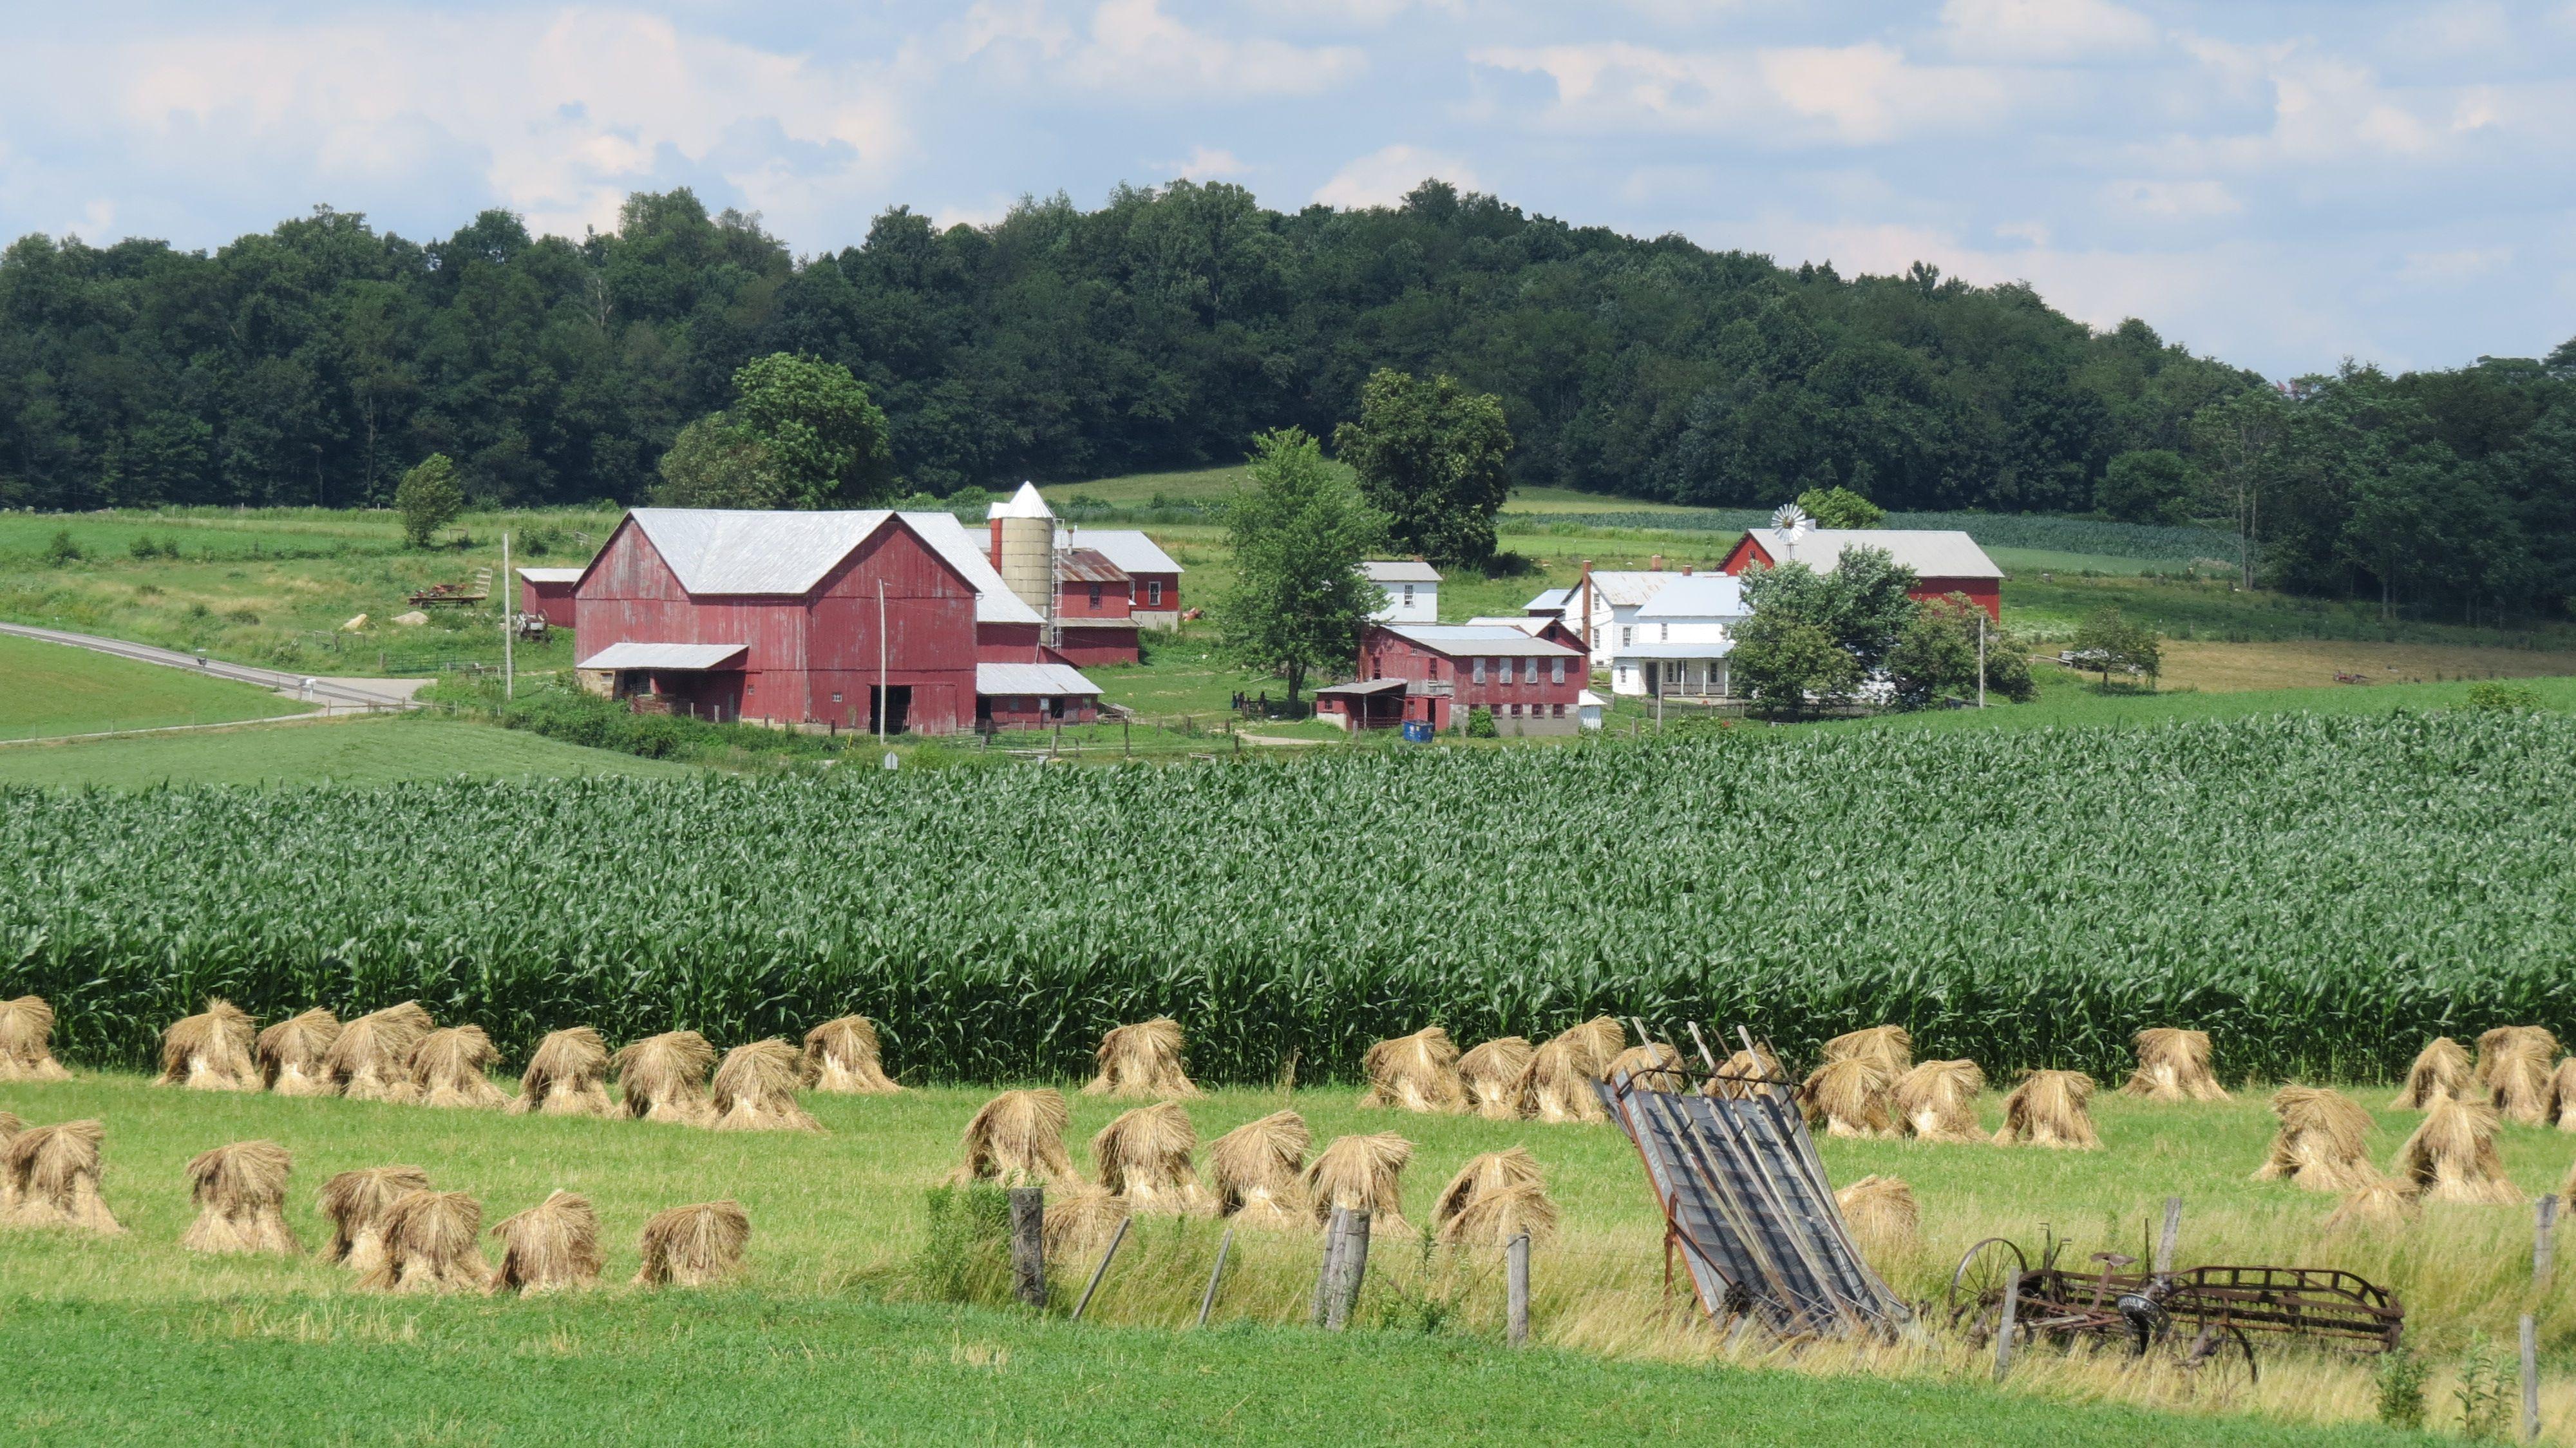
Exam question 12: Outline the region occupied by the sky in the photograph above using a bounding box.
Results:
[5,0,2573,378]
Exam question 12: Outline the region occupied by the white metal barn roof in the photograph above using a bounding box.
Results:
[1381,624,1582,658]
[976,662,1103,696]
[1061,528,1184,575]
[576,642,748,671]
[1634,574,1749,620]
[1524,587,1571,613]
[1359,559,1443,584]
[618,509,1043,625]
[515,566,585,584]
[1739,528,2003,579]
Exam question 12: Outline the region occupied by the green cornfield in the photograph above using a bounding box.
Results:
[5,710,2569,1083]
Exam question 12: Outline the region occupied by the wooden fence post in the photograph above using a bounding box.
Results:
[1008,1186,1046,1308]
[1507,1232,1531,1346]
[1312,1206,1348,1327]
[2521,1313,2540,1443]
[2155,1196,2184,1273]
[1325,1210,1372,1330]
[1070,1215,1130,1322]
[1992,1268,2022,1382]
[1195,1226,1234,1329]
[2535,1195,2559,1286]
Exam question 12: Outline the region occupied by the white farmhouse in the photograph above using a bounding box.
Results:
[1361,558,1442,623]
[1610,573,1747,699]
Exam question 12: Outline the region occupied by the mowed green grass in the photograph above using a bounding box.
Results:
[1847,667,2576,735]
[0,631,307,740]
[0,716,696,788]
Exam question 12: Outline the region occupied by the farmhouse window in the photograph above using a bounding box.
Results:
[1147,582,1162,606]
[1402,584,1415,607]
[1661,623,1670,642]
[1550,658,1564,685]
[1088,583,1102,607]
[1621,626,1633,647]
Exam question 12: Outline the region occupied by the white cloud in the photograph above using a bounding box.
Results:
[1473,40,2011,144]
[1160,146,1249,180]
[1312,144,1479,209]
[2383,1,2511,57]
[2398,245,2512,284]
[963,0,1365,97]
[1938,0,2158,63]
[2101,178,2241,220]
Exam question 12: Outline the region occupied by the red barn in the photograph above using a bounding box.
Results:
[1050,548,1141,667]
[572,508,1088,734]
[516,567,582,627]
[1720,529,2005,621]
[1320,624,1585,735]
[1061,528,1184,629]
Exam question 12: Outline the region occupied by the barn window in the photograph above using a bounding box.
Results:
[1472,657,1486,683]
[1497,658,1513,685]
[1147,582,1162,607]
[830,692,842,703]
[1550,658,1564,685]
[1551,703,1565,718]
[1088,583,1102,607]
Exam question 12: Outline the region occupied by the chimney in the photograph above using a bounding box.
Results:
[1412,553,1426,564]
[1681,565,1693,576]
[1650,554,1664,571]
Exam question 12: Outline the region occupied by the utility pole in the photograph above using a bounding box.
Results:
[876,578,888,748]
[501,529,514,700]
[1976,608,1986,709]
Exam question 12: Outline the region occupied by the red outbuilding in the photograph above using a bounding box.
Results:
[1720,528,2005,621]
[1320,624,1585,736]
[571,508,1090,734]
[1050,548,1141,667]
[516,567,582,628]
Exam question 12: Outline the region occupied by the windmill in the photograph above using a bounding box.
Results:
[1771,503,1811,561]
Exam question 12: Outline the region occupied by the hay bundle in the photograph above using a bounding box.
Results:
[359,1190,490,1293]
[2253,1087,2378,1192]
[2392,1037,2473,1109]
[1604,1041,1687,1087]
[1090,1101,1209,1214]
[410,1025,507,1110]
[1835,1174,1919,1252]
[319,1165,433,1274]
[801,1016,902,1095]
[256,1008,340,1096]
[1799,1057,1896,1139]
[3,1119,122,1233]
[611,1031,717,1126]
[1084,1018,1200,1099]
[1458,1037,1534,1121]
[954,1089,1074,1185]
[324,1002,434,1102]
[1209,1110,1310,1229]
[2562,1156,2576,1213]
[1558,1016,1625,1076]
[180,1140,297,1255]
[2325,1178,2421,1232]
[509,1027,613,1117]
[2477,1027,2558,1127]
[1044,1181,1130,1256]
[1519,1020,1620,1123]
[156,998,259,1092]
[1432,1147,1557,1247]
[1891,1059,1985,1143]
[2123,1029,2227,1102]
[1360,1027,1466,1114]
[1705,1043,1785,1100]
[710,1040,822,1133]
[2392,1096,2521,1205]
[491,1190,602,1295]
[0,996,70,1082]
[634,1201,750,1287]
[1993,1071,2101,1150]
[1304,1132,1414,1235]
[1822,1025,1911,1074]
[2548,1059,2576,1133]
[0,1114,18,1215]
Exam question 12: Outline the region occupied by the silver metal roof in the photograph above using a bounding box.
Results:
[619,508,1043,625]
[1610,640,1736,661]
[987,481,1054,520]
[576,642,748,671]
[1316,677,1408,696]
[1634,574,1749,620]
[1061,528,1184,576]
[1575,571,1682,607]
[977,662,1102,696]
[515,566,585,584]
[1741,528,2003,579]
[1359,559,1443,583]
[1524,587,1571,612]
[1464,616,1553,635]
[1381,624,1582,658]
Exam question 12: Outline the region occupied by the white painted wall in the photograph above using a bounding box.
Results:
[1368,580,1439,624]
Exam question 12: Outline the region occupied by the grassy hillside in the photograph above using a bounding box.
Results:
[0,715,696,789]
[0,632,307,740]
[1,1072,2555,1440]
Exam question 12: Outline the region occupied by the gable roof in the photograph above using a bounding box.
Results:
[987,481,1054,519]
[1524,587,1571,613]
[976,662,1101,696]
[1463,616,1551,634]
[515,567,584,584]
[1359,559,1443,584]
[1057,548,1128,585]
[1062,528,1184,576]
[616,508,1043,625]
[1379,623,1581,659]
[1738,528,2003,580]
[1634,574,1748,620]
[1577,571,1679,608]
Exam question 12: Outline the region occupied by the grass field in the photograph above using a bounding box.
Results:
[0,715,696,789]
[1,1071,2565,1441]
[0,631,307,740]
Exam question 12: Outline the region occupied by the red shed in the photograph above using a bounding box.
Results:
[1324,623,1584,735]
[1052,547,1141,667]
[516,567,582,627]
[1720,528,2004,621]
[572,508,1083,735]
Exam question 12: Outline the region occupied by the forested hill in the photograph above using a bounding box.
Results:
[3,181,2573,616]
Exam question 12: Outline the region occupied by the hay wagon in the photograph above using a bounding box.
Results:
[1947,1232,2403,1384]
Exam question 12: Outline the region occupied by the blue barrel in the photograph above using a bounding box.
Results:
[1401,720,1434,743]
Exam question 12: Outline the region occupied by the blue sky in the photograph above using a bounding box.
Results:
[5,0,2571,377]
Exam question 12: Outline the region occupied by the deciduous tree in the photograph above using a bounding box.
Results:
[1214,428,1387,709]
[1333,368,1511,568]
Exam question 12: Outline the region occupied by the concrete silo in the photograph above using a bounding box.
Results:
[987,481,1057,632]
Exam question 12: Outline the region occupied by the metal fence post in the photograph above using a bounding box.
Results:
[1070,1215,1130,1322]
[1195,1226,1234,1328]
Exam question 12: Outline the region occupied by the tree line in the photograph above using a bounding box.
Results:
[2,180,2571,618]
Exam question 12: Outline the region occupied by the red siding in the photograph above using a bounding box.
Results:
[1722,536,2001,620]
[1356,627,1583,731]
[519,578,577,627]
[1130,573,1179,613]
[1058,575,1133,620]
[1053,625,1139,667]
